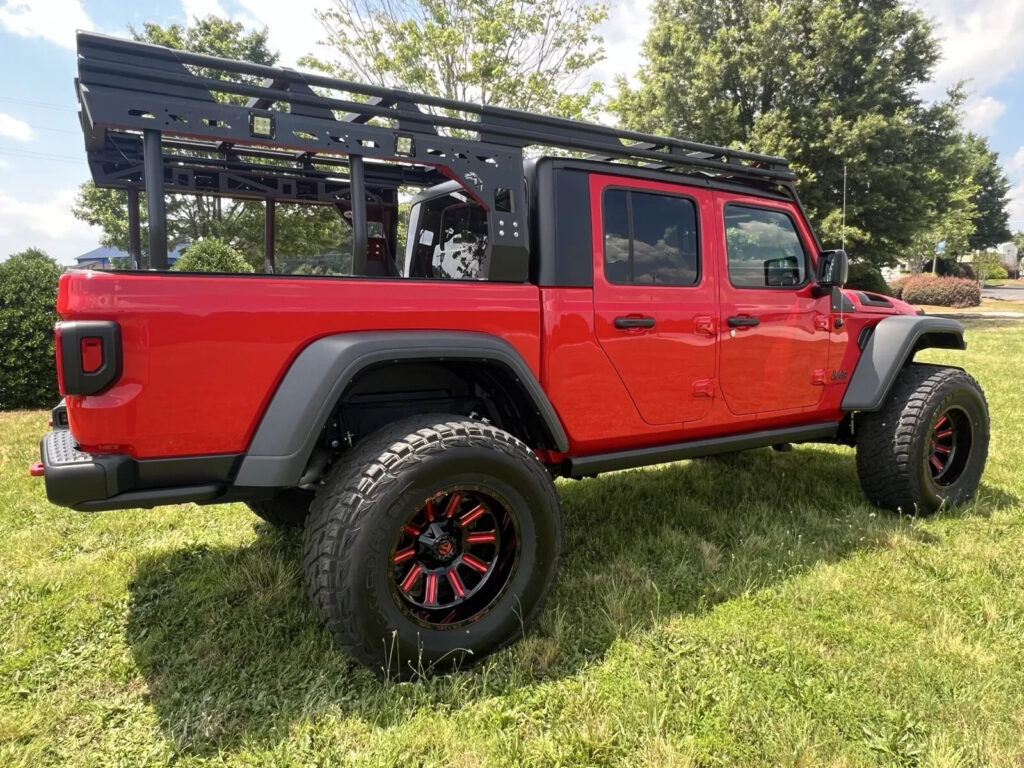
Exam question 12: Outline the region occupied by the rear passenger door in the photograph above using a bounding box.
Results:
[590,173,718,425]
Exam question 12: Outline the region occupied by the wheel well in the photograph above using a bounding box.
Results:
[323,360,557,453]
[911,331,964,356]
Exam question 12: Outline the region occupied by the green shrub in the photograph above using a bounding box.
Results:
[0,249,62,410]
[172,238,253,273]
[900,274,980,308]
[986,263,1009,281]
[972,251,1007,283]
[845,261,891,295]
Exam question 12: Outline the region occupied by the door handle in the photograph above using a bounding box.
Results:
[614,315,656,329]
[727,315,760,328]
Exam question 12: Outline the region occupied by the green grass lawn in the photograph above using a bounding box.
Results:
[3,320,1024,767]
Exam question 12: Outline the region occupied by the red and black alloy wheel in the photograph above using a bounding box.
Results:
[302,416,562,677]
[389,488,520,628]
[927,407,973,487]
[856,364,989,515]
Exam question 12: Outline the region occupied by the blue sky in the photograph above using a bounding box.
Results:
[0,0,1022,263]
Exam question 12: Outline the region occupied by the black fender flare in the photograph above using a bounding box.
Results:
[233,331,569,487]
[841,315,966,412]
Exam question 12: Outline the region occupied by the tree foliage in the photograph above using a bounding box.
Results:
[845,261,891,296]
[172,238,254,273]
[309,0,607,119]
[132,16,278,92]
[972,250,1008,284]
[613,0,988,268]
[963,133,1012,252]
[72,17,344,269]
[0,249,61,410]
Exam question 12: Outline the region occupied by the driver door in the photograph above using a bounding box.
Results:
[715,193,831,416]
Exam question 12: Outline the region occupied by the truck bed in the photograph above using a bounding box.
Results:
[59,270,542,458]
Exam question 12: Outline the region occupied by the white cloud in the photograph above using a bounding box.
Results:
[183,0,228,22]
[1008,183,1024,230]
[915,0,1024,96]
[0,0,95,50]
[0,187,101,264]
[240,0,329,66]
[181,0,328,67]
[0,112,33,141]
[961,95,1005,132]
[1008,146,1024,176]
[586,0,652,89]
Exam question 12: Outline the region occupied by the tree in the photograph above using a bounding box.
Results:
[613,0,968,268]
[309,0,607,119]
[0,249,61,410]
[72,17,343,269]
[963,133,1011,251]
[908,130,979,273]
[173,238,254,273]
[972,250,1007,284]
[131,16,278,96]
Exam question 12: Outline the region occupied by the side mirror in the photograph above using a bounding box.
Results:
[817,249,849,287]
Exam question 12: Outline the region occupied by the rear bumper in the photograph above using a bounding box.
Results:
[39,430,244,511]
[40,429,134,509]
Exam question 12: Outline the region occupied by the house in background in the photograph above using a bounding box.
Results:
[74,243,188,269]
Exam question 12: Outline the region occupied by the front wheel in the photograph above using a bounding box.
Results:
[856,364,989,514]
[302,415,562,677]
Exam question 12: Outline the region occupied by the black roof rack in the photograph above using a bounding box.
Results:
[75,30,796,273]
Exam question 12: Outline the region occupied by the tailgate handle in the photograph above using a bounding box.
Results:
[614,315,656,329]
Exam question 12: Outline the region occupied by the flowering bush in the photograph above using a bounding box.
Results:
[898,274,980,308]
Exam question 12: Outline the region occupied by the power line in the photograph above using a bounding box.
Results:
[28,124,81,136]
[0,95,77,112]
[0,147,85,164]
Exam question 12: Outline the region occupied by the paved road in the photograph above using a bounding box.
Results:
[981,284,1024,301]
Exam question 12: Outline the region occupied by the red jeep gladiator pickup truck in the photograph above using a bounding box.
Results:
[36,32,989,676]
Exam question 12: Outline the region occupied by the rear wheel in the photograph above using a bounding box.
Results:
[247,489,313,528]
[303,415,562,677]
[856,364,989,514]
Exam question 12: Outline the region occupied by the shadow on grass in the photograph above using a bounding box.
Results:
[125,446,1017,755]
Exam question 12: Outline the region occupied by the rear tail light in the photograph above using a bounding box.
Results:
[55,321,122,395]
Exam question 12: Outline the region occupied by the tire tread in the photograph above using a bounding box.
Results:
[301,415,561,674]
[856,363,988,514]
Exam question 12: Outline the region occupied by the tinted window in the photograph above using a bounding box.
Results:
[602,189,699,285]
[724,204,807,288]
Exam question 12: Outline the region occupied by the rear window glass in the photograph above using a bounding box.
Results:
[602,189,699,285]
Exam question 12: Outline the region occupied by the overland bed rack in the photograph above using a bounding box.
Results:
[76,30,796,276]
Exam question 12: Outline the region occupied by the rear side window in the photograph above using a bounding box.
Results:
[724,204,808,288]
[602,189,700,285]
